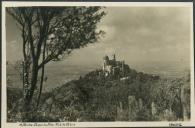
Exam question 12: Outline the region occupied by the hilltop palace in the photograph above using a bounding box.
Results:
[102,54,130,78]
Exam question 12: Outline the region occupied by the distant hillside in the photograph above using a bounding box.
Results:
[6,60,190,92]
[6,62,100,91]
[7,63,190,122]
[38,67,190,121]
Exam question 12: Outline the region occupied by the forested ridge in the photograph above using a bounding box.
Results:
[7,67,190,122]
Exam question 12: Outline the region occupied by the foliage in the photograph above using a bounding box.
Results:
[7,6,105,119]
[7,68,190,122]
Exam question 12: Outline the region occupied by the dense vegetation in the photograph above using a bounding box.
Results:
[7,67,190,122]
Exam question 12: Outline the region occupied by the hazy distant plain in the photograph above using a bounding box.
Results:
[7,59,190,92]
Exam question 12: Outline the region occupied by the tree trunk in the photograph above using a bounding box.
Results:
[27,61,39,105]
[36,63,45,109]
[36,40,47,109]
[23,58,39,121]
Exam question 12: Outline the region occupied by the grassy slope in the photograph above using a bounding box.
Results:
[7,67,190,122]
[40,68,190,121]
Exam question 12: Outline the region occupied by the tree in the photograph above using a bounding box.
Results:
[7,6,105,116]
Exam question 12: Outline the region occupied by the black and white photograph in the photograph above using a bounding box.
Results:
[1,1,194,127]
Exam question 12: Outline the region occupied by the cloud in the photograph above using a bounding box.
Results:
[6,6,192,69]
[105,47,115,55]
[6,40,23,62]
[96,7,192,63]
[9,40,17,44]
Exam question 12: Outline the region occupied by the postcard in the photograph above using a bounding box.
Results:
[1,1,194,127]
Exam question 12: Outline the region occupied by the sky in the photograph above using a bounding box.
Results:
[6,6,192,75]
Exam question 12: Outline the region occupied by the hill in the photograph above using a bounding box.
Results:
[38,67,190,121]
[7,65,190,122]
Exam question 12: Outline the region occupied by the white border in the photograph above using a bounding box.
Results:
[1,2,194,127]
[1,1,193,7]
[190,4,195,124]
